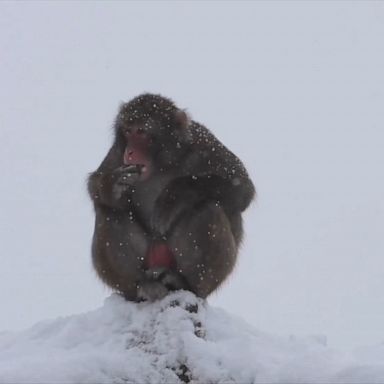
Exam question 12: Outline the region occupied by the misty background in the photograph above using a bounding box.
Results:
[0,2,383,350]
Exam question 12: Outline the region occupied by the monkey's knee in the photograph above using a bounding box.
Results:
[93,251,143,301]
[169,203,237,297]
[91,221,150,301]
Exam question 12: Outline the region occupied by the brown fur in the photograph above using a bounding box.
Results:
[88,93,255,301]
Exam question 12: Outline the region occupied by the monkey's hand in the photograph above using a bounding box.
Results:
[151,180,202,237]
[112,165,143,200]
[115,164,143,185]
[89,165,144,209]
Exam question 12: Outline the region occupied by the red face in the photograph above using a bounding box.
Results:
[123,126,152,180]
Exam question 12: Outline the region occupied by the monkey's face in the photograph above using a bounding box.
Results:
[119,118,188,172]
[116,100,191,173]
[120,123,153,179]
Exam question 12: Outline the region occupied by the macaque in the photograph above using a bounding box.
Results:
[88,94,255,301]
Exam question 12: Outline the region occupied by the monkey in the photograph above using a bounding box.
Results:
[88,93,255,302]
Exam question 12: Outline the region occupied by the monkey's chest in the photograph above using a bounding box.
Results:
[131,173,175,222]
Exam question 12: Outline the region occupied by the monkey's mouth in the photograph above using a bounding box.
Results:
[123,148,151,179]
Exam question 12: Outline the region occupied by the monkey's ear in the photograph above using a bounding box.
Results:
[175,109,192,143]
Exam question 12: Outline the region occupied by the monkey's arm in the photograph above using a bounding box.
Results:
[186,123,256,212]
[151,173,253,238]
[151,127,255,237]
[88,166,142,210]
[198,173,255,213]
[183,157,255,213]
[88,139,145,210]
[151,177,204,237]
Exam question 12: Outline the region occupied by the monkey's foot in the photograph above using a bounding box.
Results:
[137,268,188,302]
[146,267,187,290]
[137,280,169,302]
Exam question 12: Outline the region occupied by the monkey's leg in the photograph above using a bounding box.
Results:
[92,210,150,301]
[168,203,238,298]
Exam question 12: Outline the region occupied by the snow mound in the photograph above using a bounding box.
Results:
[1,291,384,383]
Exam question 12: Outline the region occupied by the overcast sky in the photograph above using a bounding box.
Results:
[0,1,383,350]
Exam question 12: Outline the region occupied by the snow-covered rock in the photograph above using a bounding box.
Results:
[0,291,384,383]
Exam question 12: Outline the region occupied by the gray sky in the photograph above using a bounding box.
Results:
[0,2,383,350]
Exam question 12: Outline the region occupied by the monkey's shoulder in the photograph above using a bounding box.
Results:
[186,122,249,180]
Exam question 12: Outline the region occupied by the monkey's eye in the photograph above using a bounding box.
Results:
[136,127,145,135]
[123,128,132,135]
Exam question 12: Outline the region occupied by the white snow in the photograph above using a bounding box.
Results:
[1,291,384,384]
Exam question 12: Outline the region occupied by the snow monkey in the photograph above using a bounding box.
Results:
[88,94,255,301]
